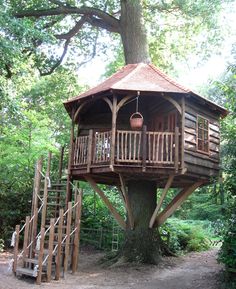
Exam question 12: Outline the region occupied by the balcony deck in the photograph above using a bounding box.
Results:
[71,128,180,182]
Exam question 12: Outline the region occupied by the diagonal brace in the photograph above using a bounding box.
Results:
[85,176,126,229]
[149,175,174,228]
[156,181,205,227]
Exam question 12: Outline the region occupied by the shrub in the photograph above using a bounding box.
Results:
[160,219,211,254]
[218,212,236,270]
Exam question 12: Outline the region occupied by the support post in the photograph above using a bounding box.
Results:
[149,175,174,228]
[55,209,64,280]
[119,174,134,229]
[58,146,65,182]
[22,216,30,261]
[142,125,147,172]
[110,95,117,169]
[174,127,179,172]
[181,96,185,173]
[64,202,72,273]
[85,176,126,229]
[72,191,83,273]
[13,225,20,274]
[66,111,75,205]
[30,157,43,259]
[157,181,204,226]
[41,151,52,228]
[46,218,55,282]
[36,227,45,285]
[87,129,93,173]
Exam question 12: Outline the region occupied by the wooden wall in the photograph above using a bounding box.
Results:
[183,98,221,178]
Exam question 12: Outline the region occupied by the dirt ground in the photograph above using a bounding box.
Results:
[0,248,223,289]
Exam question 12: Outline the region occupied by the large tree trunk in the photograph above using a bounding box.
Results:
[118,0,161,264]
[121,180,161,264]
[120,0,150,64]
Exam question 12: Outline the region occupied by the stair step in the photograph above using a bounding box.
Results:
[16,267,37,277]
[45,225,67,229]
[51,183,67,187]
[46,189,66,192]
[47,196,64,199]
[24,258,38,264]
[47,203,65,206]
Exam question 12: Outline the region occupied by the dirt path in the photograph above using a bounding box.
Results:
[0,249,223,289]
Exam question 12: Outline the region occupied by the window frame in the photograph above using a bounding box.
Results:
[196,115,210,155]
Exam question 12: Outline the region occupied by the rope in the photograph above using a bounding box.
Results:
[38,170,51,188]
[136,91,140,112]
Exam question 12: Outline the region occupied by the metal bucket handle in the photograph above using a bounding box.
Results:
[130,112,143,120]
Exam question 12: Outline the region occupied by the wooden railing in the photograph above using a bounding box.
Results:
[116,130,142,163]
[73,128,179,170]
[93,131,111,163]
[74,136,89,165]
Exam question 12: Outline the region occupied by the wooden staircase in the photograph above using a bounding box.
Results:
[12,152,82,284]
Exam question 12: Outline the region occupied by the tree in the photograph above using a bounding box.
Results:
[2,0,232,263]
[2,0,230,76]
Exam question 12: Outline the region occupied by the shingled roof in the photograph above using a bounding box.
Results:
[64,63,228,118]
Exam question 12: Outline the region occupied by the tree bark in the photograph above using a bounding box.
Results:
[120,0,150,64]
[121,180,161,264]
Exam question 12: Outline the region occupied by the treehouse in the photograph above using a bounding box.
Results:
[64,63,227,192]
[12,63,228,283]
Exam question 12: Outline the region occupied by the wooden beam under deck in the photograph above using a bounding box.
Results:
[156,181,205,226]
[149,174,174,228]
[119,174,134,230]
[85,176,126,229]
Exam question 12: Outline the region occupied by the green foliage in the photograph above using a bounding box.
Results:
[214,59,236,275]
[218,205,236,269]
[0,66,85,241]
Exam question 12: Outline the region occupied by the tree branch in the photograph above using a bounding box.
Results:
[86,15,119,33]
[39,38,70,76]
[55,16,87,40]
[15,6,120,33]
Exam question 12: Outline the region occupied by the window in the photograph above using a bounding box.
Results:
[197,116,209,153]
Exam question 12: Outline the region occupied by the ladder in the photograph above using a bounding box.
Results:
[111,222,119,252]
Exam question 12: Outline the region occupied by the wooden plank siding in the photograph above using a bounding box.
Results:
[184,99,220,177]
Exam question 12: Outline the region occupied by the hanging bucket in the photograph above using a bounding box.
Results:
[130,112,144,130]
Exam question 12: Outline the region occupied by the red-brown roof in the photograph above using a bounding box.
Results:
[64,63,228,117]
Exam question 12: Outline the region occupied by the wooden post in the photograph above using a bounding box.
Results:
[36,227,45,285]
[55,209,64,280]
[41,151,52,228]
[66,112,75,205]
[87,129,94,173]
[119,174,134,230]
[46,218,55,282]
[142,125,147,172]
[22,216,30,261]
[157,181,204,226]
[85,176,126,229]
[149,175,174,228]
[174,127,179,172]
[110,95,117,169]
[72,191,83,273]
[58,146,65,182]
[13,225,20,274]
[64,202,72,273]
[181,96,185,173]
[30,158,43,259]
